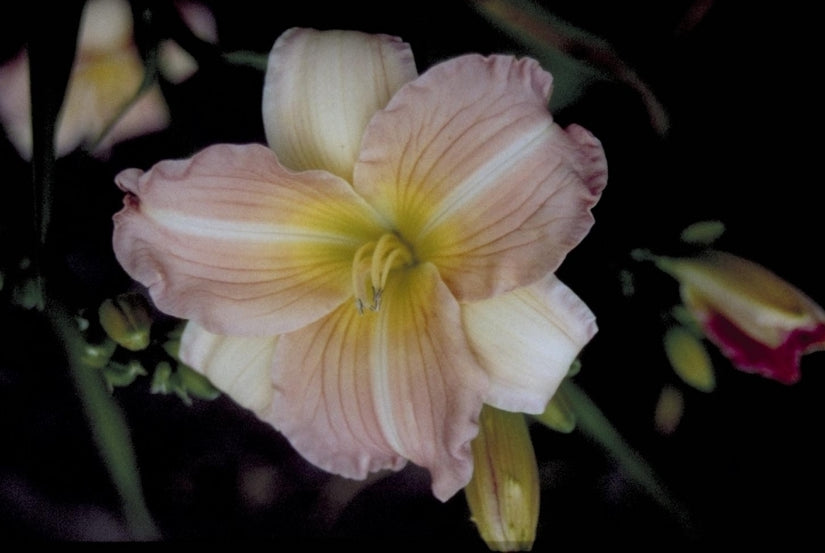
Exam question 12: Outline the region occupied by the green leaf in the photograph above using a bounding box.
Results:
[469,0,669,133]
[562,380,695,534]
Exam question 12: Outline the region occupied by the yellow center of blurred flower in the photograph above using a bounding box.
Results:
[75,50,144,114]
[351,232,415,313]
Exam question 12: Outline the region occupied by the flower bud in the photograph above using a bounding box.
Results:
[465,406,539,551]
[654,385,684,435]
[150,360,173,394]
[177,364,220,401]
[679,220,724,245]
[98,293,152,351]
[663,326,715,392]
[102,360,147,391]
[656,250,825,384]
[533,386,575,433]
[79,337,118,369]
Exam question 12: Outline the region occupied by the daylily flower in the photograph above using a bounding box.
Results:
[657,250,825,384]
[112,28,606,500]
[0,0,216,159]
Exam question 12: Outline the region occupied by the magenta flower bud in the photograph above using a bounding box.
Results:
[657,250,825,384]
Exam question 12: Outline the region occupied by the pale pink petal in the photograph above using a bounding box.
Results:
[354,54,607,301]
[176,0,218,42]
[462,274,597,414]
[0,51,32,158]
[76,0,133,53]
[159,1,219,84]
[113,143,388,336]
[262,27,417,180]
[180,322,277,413]
[264,262,488,501]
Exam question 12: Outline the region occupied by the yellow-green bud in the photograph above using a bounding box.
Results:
[150,361,173,394]
[79,337,117,369]
[654,385,684,435]
[533,386,575,434]
[679,220,725,245]
[664,326,716,392]
[98,293,152,351]
[465,406,539,551]
[102,360,147,391]
[177,364,220,401]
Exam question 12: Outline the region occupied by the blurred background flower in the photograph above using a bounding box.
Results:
[657,250,825,384]
[0,0,215,159]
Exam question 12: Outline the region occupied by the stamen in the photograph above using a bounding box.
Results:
[371,234,399,291]
[350,233,414,314]
[379,247,411,290]
[351,241,376,314]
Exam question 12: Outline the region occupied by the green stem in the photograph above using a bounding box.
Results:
[50,302,161,540]
[26,3,83,309]
[27,5,160,538]
[221,50,269,72]
[562,380,696,535]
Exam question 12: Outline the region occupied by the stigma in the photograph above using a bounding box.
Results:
[351,233,414,314]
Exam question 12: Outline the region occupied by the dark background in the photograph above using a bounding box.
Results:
[1,0,822,546]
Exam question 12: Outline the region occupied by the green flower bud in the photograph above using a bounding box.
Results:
[98,293,152,351]
[465,406,539,551]
[177,363,220,401]
[664,326,716,392]
[150,360,173,394]
[102,360,147,391]
[79,337,118,369]
[679,220,725,245]
[162,338,181,360]
[533,386,575,433]
[12,276,45,311]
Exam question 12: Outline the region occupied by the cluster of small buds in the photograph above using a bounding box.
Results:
[82,292,218,403]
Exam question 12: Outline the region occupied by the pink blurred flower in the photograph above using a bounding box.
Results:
[112,28,606,500]
[659,250,825,384]
[0,0,216,159]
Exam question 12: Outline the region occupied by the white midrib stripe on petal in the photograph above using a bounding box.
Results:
[149,208,362,245]
[372,299,406,456]
[418,119,554,237]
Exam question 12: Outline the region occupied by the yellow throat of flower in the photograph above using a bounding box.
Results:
[351,232,415,314]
